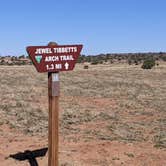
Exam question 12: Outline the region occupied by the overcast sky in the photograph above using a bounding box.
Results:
[0,0,166,56]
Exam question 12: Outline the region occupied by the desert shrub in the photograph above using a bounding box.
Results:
[19,55,25,59]
[128,59,132,65]
[0,59,5,65]
[84,65,89,69]
[161,56,166,61]
[77,55,85,63]
[134,60,138,65]
[141,58,155,69]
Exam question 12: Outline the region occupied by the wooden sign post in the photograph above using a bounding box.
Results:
[47,42,59,166]
[27,42,83,166]
[48,72,59,166]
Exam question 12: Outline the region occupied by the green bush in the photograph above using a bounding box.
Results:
[141,58,155,69]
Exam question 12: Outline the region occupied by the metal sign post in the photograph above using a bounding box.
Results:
[26,42,83,166]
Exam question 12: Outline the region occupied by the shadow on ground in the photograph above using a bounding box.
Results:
[10,147,48,166]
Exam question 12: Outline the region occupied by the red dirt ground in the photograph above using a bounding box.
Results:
[0,97,166,166]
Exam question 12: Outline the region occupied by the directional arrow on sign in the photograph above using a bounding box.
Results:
[64,62,69,70]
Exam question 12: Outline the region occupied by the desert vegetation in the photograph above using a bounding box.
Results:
[0,55,31,65]
[77,52,166,66]
[0,61,166,165]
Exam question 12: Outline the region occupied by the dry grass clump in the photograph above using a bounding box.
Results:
[0,66,48,135]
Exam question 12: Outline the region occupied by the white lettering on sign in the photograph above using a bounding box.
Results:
[34,47,77,55]
[35,48,52,54]
[46,64,62,70]
[45,55,74,62]
[45,56,59,62]
[60,55,74,61]
[55,64,62,69]
[53,47,77,53]
[46,64,54,70]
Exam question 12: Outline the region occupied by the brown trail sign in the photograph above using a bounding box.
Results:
[26,45,83,72]
[26,43,83,166]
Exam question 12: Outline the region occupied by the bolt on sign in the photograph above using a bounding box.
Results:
[26,43,83,166]
[26,45,83,72]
